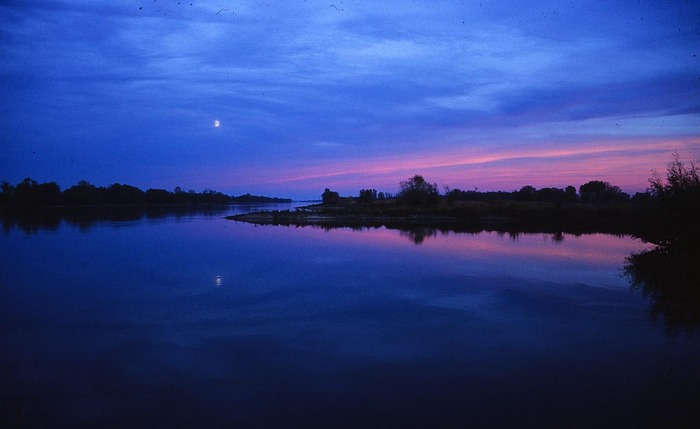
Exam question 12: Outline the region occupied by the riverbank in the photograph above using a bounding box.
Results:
[226,199,651,236]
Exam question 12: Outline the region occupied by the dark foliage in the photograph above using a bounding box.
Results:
[578,180,629,203]
[624,154,700,334]
[447,184,578,204]
[358,188,378,203]
[322,188,340,205]
[102,183,147,205]
[445,188,512,202]
[2,206,241,235]
[0,178,290,207]
[645,154,700,244]
[230,193,292,204]
[145,188,172,204]
[2,178,62,206]
[625,243,700,334]
[398,175,440,206]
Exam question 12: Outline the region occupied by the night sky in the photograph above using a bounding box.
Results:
[1,0,698,199]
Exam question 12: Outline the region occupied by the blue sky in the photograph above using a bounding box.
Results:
[1,0,698,199]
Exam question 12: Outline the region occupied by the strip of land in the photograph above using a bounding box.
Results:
[227,199,650,236]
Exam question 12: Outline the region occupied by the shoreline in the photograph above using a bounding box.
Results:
[226,201,651,237]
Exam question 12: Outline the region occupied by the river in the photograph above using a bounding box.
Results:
[1,205,698,428]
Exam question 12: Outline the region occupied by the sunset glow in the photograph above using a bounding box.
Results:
[1,1,698,199]
[206,136,698,196]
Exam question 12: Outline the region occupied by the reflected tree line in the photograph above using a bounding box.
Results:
[624,156,700,334]
[315,155,700,333]
[269,221,578,246]
[396,157,700,333]
[1,206,230,234]
[0,179,292,235]
[316,175,655,237]
[4,156,699,332]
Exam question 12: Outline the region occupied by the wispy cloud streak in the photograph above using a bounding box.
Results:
[1,1,698,198]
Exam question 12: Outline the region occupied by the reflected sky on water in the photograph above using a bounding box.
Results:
[1,209,698,428]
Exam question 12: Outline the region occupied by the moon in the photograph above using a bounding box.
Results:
[214,120,220,128]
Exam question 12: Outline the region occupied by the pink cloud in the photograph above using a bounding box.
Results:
[206,136,698,197]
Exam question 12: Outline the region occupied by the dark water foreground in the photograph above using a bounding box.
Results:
[1,207,698,428]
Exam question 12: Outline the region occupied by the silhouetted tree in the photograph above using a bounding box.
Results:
[200,188,230,204]
[103,183,146,205]
[445,188,460,204]
[648,153,699,199]
[398,175,439,206]
[358,189,377,203]
[1,181,15,205]
[646,154,700,242]
[11,178,61,206]
[172,187,188,204]
[38,182,61,205]
[322,188,340,205]
[145,188,172,204]
[624,154,700,333]
[63,181,102,205]
[579,180,629,203]
[625,244,700,334]
[516,185,537,201]
[14,178,38,205]
[2,178,292,208]
[631,191,652,204]
[535,187,569,203]
[231,193,292,203]
[444,188,511,202]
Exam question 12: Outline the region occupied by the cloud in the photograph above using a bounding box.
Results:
[201,135,697,196]
[1,1,698,198]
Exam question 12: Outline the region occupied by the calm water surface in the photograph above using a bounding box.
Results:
[1,206,698,428]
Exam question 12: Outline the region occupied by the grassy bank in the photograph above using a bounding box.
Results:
[227,198,650,236]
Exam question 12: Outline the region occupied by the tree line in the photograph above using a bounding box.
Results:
[324,177,643,206]
[319,154,698,239]
[0,179,291,207]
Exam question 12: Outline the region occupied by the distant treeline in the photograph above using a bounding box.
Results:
[326,179,644,206]
[0,179,292,207]
[446,181,638,204]
[313,154,699,244]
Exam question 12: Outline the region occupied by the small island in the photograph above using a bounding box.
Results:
[229,156,700,333]
[228,191,645,235]
[228,155,699,242]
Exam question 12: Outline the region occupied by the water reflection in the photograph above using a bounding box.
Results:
[2,213,698,427]
[1,203,306,234]
[234,220,700,334]
[625,241,700,334]
[396,227,566,245]
[399,226,439,244]
[2,208,61,234]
